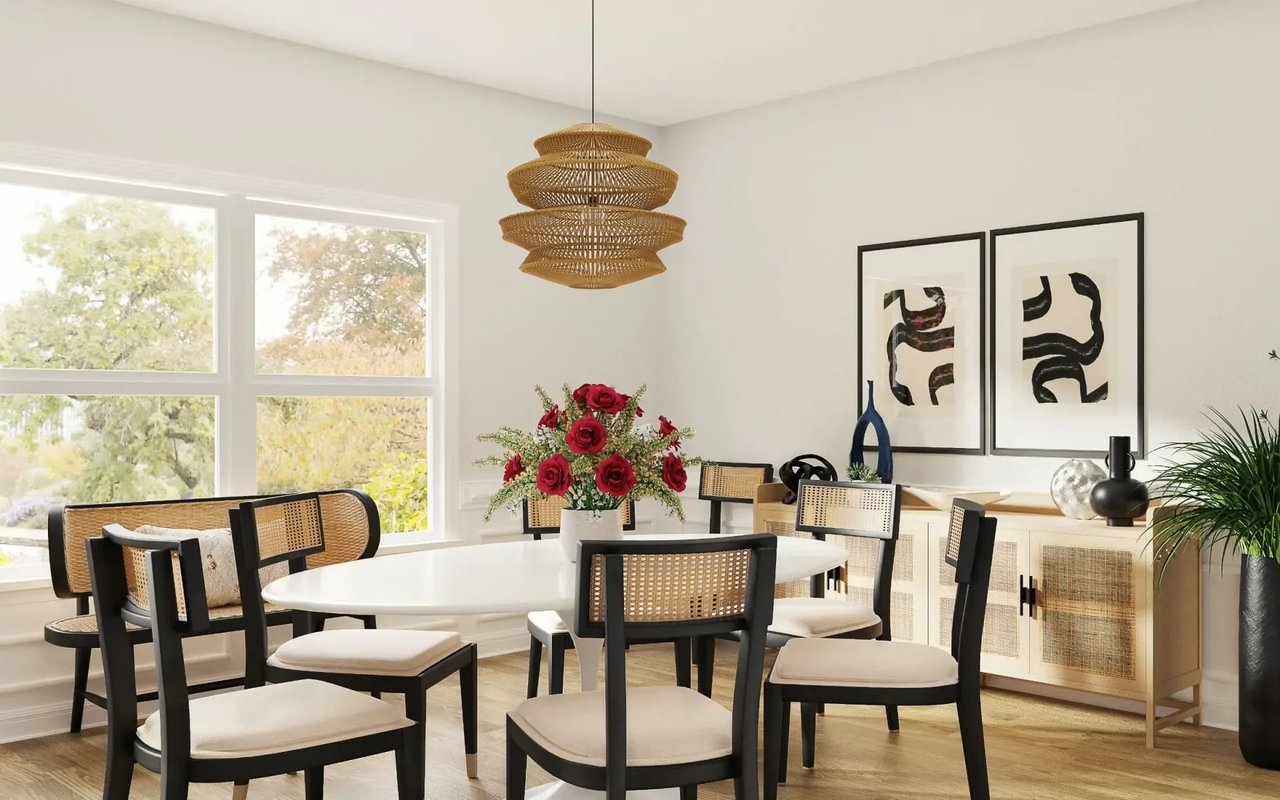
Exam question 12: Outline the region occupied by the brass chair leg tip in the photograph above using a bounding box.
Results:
[466,752,478,778]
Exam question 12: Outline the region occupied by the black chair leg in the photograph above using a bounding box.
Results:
[675,638,692,688]
[396,729,423,800]
[526,636,543,699]
[461,647,479,778]
[549,637,566,695]
[779,699,791,783]
[304,766,323,800]
[405,690,428,793]
[680,786,698,800]
[506,729,527,800]
[734,772,756,800]
[696,636,716,697]
[957,688,990,800]
[102,734,134,800]
[886,704,900,731]
[801,702,817,769]
[160,766,188,800]
[69,646,91,733]
[763,685,783,800]
[363,615,378,630]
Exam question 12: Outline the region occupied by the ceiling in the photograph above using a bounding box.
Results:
[111,0,1196,126]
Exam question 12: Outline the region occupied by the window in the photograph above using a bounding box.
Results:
[0,167,445,578]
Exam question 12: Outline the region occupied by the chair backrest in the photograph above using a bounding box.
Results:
[49,489,379,600]
[794,479,901,636]
[573,535,777,780]
[699,461,775,533]
[944,499,998,677]
[229,493,327,687]
[521,496,637,539]
[88,525,215,765]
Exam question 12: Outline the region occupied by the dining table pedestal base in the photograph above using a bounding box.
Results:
[525,782,680,799]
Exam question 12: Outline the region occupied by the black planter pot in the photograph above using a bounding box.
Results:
[1240,555,1280,769]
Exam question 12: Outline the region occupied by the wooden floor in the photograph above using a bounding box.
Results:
[3,643,1278,799]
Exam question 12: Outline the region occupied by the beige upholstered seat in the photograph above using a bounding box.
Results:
[137,678,412,759]
[526,610,569,636]
[770,637,959,689]
[768,597,880,638]
[509,685,732,767]
[268,629,464,678]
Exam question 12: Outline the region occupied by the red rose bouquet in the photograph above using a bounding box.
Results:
[477,383,698,520]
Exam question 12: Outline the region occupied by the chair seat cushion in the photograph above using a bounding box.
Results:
[137,678,411,759]
[509,685,732,767]
[527,610,569,637]
[269,628,464,677]
[770,638,959,688]
[768,597,881,638]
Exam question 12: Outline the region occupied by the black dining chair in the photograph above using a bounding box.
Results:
[506,534,778,800]
[698,461,775,534]
[87,525,420,800]
[762,499,997,800]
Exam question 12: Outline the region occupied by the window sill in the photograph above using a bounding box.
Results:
[374,531,464,557]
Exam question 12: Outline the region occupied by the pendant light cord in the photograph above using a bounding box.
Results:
[590,0,595,124]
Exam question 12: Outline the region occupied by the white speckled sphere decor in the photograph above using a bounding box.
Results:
[1050,459,1108,520]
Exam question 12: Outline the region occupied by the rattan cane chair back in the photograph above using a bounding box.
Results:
[522,495,636,538]
[944,499,998,665]
[795,480,900,539]
[699,461,774,534]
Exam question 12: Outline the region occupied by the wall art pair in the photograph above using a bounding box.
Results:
[856,214,1144,458]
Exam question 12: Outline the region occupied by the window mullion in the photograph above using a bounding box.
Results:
[221,195,257,496]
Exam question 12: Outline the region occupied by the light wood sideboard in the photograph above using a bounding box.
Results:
[752,483,1202,747]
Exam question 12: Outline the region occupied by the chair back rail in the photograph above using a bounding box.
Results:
[794,479,902,635]
[573,534,777,790]
[944,500,998,679]
[49,489,379,599]
[521,496,637,539]
[699,461,774,533]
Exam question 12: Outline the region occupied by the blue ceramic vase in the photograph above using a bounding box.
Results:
[850,380,893,483]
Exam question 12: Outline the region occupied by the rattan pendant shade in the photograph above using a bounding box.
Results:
[500,123,686,289]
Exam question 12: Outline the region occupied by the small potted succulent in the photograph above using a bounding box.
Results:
[477,383,698,560]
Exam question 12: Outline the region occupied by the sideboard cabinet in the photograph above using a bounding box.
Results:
[752,484,1201,747]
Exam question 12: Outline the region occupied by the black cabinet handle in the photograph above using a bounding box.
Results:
[1019,575,1027,617]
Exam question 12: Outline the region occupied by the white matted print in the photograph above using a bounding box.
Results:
[992,214,1143,456]
[858,233,985,454]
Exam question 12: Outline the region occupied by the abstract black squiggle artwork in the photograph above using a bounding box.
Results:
[883,286,955,406]
[1021,272,1107,403]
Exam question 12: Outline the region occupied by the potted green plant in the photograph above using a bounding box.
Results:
[1148,407,1280,768]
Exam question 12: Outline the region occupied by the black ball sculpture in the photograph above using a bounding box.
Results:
[778,454,838,505]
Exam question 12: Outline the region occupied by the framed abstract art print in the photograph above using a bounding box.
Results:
[990,213,1144,457]
[857,232,985,454]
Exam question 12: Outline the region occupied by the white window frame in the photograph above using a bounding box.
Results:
[0,156,457,555]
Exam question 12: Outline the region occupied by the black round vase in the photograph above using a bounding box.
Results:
[1240,555,1280,769]
[1089,435,1150,526]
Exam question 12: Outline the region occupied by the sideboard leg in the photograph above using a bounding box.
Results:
[1192,684,1203,726]
[1144,699,1156,749]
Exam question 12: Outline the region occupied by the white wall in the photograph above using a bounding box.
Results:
[0,0,670,740]
[658,0,1280,730]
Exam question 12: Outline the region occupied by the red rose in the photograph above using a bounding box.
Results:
[536,454,573,496]
[658,415,680,449]
[572,383,594,407]
[661,453,687,493]
[538,405,562,429]
[566,416,608,454]
[619,393,643,417]
[586,384,626,414]
[503,453,524,483]
[595,454,637,497]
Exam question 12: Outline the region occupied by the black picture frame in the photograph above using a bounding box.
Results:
[857,232,987,455]
[989,213,1145,458]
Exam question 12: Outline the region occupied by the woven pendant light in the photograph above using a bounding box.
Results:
[499,3,685,289]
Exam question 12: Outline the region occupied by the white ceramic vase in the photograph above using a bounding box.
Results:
[558,508,624,562]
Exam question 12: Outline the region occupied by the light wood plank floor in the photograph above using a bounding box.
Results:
[3,643,1278,799]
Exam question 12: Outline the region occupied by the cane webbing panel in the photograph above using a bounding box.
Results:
[525,496,634,532]
[936,536,1021,659]
[47,603,283,635]
[585,550,752,625]
[700,464,770,502]
[844,585,914,642]
[57,492,371,596]
[252,497,324,564]
[797,483,896,537]
[945,504,965,567]
[841,532,913,583]
[1039,545,1136,680]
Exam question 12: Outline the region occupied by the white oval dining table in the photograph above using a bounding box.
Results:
[262,533,846,800]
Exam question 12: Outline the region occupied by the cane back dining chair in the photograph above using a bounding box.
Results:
[521,496,643,697]
[506,534,778,800]
[231,493,480,789]
[87,526,419,800]
[763,499,997,800]
[700,480,901,711]
[45,489,380,734]
[698,461,775,534]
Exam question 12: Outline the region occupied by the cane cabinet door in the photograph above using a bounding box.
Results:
[931,523,1029,676]
[1027,531,1148,697]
